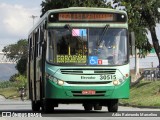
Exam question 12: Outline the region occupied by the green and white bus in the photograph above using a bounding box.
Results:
[27,7,130,113]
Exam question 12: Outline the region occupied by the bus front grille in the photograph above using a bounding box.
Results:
[66,81,112,84]
[60,68,116,75]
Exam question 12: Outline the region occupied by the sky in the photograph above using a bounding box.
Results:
[0,0,43,51]
[0,0,160,52]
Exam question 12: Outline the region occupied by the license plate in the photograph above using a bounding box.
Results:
[82,90,96,95]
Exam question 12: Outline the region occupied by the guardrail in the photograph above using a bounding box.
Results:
[142,68,160,81]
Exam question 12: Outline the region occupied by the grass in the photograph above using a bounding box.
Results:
[0,81,21,99]
[0,87,19,99]
[120,80,160,107]
[0,74,27,99]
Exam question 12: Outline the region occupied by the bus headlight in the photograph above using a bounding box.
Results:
[113,80,119,85]
[57,80,64,86]
[46,73,64,86]
[113,78,126,85]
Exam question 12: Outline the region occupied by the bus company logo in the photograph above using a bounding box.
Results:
[2,112,11,117]
[81,76,96,79]
[2,112,42,117]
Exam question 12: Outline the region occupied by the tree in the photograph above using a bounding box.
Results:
[2,39,28,75]
[119,0,160,62]
[16,57,27,75]
[40,0,108,17]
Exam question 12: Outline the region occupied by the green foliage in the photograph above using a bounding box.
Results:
[120,0,160,60]
[0,81,16,88]
[0,74,27,99]
[2,39,28,74]
[120,0,151,56]
[14,74,27,88]
[16,58,27,75]
[7,74,27,89]
[0,81,22,99]
[0,87,19,99]
[9,74,19,82]
[121,0,160,31]
[41,0,109,17]
[2,39,28,61]
[120,81,160,106]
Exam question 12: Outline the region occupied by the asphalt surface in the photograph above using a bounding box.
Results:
[0,99,159,120]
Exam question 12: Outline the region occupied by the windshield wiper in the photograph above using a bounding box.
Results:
[97,24,110,47]
[65,24,72,32]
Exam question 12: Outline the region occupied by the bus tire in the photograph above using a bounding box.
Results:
[83,104,93,111]
[32,101,40,111]
[107,99,118,112]
[94,104,102,110]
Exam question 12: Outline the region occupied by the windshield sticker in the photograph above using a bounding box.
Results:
[102,60,108,65]
[98,59,102,65]
[72,29,87,37]
[98,59,108,65]
[89,56,98,65]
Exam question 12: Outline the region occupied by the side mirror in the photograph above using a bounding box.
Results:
[130,32,135,55]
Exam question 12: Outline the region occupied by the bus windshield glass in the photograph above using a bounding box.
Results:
[47,27,128,65]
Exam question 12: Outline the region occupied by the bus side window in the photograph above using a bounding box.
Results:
[40,28,44,54]
[29,37,32,60]
[31,35,34,61]
[35,31,39,57]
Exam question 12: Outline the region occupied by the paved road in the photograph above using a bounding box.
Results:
[0,99,159,120]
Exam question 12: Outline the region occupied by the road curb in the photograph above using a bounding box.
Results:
[119,102,160,109]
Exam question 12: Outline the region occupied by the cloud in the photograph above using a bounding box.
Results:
[0,3,40,43]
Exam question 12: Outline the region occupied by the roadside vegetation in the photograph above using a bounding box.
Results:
[0,39,28,99]
[0,74,27,99]
[0,87,18,99]
[120,80,160,107]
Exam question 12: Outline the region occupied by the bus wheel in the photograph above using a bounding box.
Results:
[94,104,102,110]
[107,99,118,112]
[32,101,40,111]
[83,104,93,111]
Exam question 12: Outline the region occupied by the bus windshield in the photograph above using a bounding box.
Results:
[47,27,128,65]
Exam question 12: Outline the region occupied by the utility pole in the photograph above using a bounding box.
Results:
[131,32,140,78]
[135,48,139,75]
[30,15,38,26]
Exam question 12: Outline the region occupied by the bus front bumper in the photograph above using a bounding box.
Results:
[45,77,130,99]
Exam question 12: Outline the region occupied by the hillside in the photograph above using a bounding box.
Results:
[0,63,18,81]
[120,80,160,107]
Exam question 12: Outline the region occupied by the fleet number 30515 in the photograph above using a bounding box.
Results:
[100,75,116,80]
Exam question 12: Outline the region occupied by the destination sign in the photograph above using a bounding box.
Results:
[48,12,127,23]
[57,55,86,63]
[59,13,114,21]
